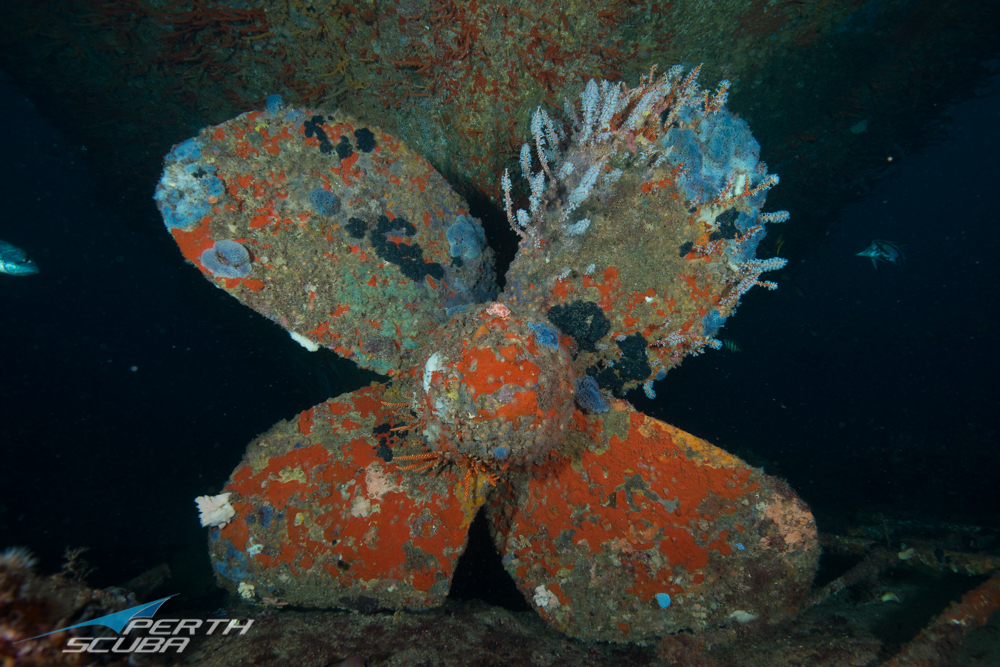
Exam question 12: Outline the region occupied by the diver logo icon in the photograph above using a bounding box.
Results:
[17,595,254,654]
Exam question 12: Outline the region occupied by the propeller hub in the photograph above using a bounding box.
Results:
[417,303,576,466]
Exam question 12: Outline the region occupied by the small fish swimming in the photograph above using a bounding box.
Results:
[0,239,39,276]
[856,240,904,269]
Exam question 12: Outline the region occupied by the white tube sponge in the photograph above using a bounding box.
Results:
[289,330,320,351]
[196,492,236,528]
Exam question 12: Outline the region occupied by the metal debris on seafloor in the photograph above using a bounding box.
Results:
[155,66,818,643]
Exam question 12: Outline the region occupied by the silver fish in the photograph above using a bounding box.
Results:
[0,239,39,276]
[856,239,904,269]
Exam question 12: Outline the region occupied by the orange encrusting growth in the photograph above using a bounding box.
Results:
[488,405,814,641]
[209,385,477,609]
[417,307,575,465]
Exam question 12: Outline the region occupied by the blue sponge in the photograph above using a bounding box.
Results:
[702,309,727,337]
[201,240,251,278]
[662,128,710,202]
[724,211,764,265]
[168,137,204,162]
[575,375,609,414]
[527,321,560,349]
[308,188,340,217]
[157,189,212,230]
[698,114,760,174]
[265,94,284,115]
[661,107,764,207]
[155,140,226,231]
[446,215,486,260]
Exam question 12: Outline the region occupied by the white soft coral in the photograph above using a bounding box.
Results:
[195,492,235,528]
[0,545,38,570]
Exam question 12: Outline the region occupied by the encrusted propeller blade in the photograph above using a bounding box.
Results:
[501,66,789,396]
[208,384,483,611]
[487,403,819,642]
[154,100,496,375]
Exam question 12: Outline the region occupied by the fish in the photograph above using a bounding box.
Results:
[721,339,742,353]
[0,239,39,276]
[855,240,904,269]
